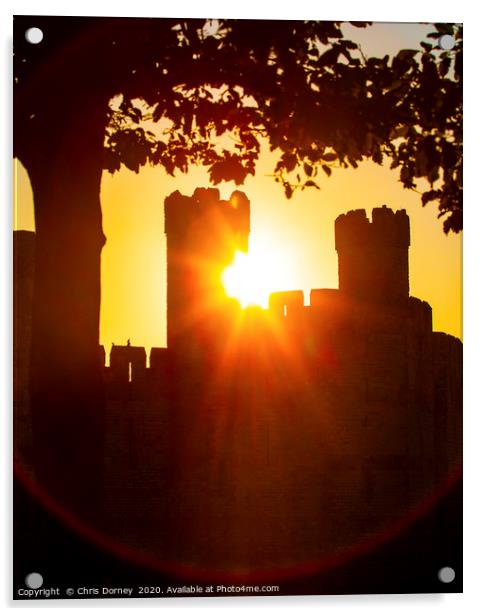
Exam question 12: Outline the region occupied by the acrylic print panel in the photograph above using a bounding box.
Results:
[13,15,462,599]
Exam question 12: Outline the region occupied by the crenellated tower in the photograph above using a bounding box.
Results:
[164,187,250,351]
[335,206,410,303]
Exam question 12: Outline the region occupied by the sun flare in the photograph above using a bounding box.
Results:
[222,241,295,308]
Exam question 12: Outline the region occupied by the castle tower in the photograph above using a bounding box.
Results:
[334,206,410,303]
[164,187,250,351]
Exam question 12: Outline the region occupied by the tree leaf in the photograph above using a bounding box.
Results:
[304,162,313,176]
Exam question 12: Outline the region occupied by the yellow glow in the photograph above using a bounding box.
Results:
[222,239,296,308]
[12,20,463,347]
[13,153,463,348]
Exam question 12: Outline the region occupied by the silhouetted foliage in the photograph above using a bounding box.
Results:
[15,18,462,232]
[100,20,462,232]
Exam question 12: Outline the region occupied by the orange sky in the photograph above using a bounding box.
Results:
[13,22,462,353]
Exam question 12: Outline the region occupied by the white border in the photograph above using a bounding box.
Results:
[2,2,481,614]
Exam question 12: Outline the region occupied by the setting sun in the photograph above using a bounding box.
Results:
[222,239,296,308]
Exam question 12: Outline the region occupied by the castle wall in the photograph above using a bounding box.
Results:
[264,289,437,513]
[431,332,463,483]
[13,200,462,571]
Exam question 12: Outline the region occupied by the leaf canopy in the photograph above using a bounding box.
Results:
[14,17,462,232]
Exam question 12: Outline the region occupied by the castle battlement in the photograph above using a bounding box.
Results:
[93,201,446,379]
[164,187,250,251]
[335,206,410,252]
[268,290,304,317]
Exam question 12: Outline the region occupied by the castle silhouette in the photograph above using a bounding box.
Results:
[14,187,462,574]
